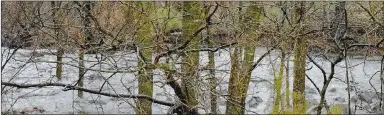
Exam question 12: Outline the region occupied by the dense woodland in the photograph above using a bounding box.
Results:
[1,1,384,114]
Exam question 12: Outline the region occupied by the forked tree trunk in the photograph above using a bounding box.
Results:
[317,2,347,114]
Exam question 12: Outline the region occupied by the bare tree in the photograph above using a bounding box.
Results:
[1,1,384,114]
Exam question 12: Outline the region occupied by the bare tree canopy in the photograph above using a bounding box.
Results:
[1,1,384,114]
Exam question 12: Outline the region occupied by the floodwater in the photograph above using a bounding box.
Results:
[1,47,382,114]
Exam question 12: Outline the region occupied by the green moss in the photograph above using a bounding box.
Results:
[281,110,293,114]
[226,48,242,114]
[272,52,285,114]
[328,104,343,114]
[291,2,308,113]
[181,1,206,106]
[226,2,263,114]
[292,38,308,113]
[292,91,307,114]
[134,2,154,114]
[78,111,87,115]
[150,7,182,31]
[285,58,291,109]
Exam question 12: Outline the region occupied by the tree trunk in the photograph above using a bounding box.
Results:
[51,1,63,81]
[292,37,308,113]
[56,49,64,80]
[77,1,93,98]
[209,48,217,114]
[285,54,291,109]
[226,47,242,114]
[316,2,348,114]
[290,2,308,113]
[226,2,244,114]
[226,2,263,114]
[82,1,94,47]
[181,1,205,110]
[381,3,384,113]
[204,3,217,114]
[272,51,285,113]
[225,2,262,114]
[135,2,154,114]
[78,48,84,98]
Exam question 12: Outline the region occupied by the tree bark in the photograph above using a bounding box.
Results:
[78,48,84,98]
[181,1,205,111]
[285,54,291,109]
[135,2,154,114]
[226,47,242,114]
[204,3,217,114]
[77,1,93,98]
[292,37,308,113]
[291,2,308,113]
[51,1,63,81]
[273,51,285,113]
[226,2,262,114]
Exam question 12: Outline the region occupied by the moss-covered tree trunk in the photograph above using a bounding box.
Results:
[226,47,242,114]
[272,51,285,113]
[226,2,262,114]
[226,2,245,114]
[285,54,291,109]
[291,2,308,114]
[226,41,257,115]
[51,1,63,81]
[292,37,308,113]
[181,1,205,110]
[135,2,154,114]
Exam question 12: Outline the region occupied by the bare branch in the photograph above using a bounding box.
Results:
[1,82,175,107]
[249,46,276,73]
[186,42,237,53]
[1,47,20,71]
[307,54,327,84]
[306,74,321,94]
[357,2,383,27]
